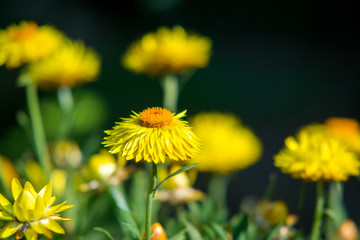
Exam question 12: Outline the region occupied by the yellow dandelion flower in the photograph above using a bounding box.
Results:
[0,179,74,240]
[122,26,211,76]
[190,112,262,174]
[103,107,200,164]
[0,21,65,68]
[26,40,100,89]
[274,125,360,182]
[324,117,360,154]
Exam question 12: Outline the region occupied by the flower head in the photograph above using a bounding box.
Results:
[0,21,65,68]
[324,117,360,154]
[150,222,168,240]
[0,179,74,240]
[122,26,211,76]
[274,125,360,182]
[103,107,200,164]
[26,40,100,89]
[254,200,288,230]
[190,112,262,174]
[88,150,117,180]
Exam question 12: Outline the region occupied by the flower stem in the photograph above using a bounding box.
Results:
[310,182,325,240]
[26,82,51,174]
[162,74,179,112]
[57,86,74,139]
[145,162,157,240]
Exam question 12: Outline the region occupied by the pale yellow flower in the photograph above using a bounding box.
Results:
[334,219,358,240]
[103,107,200,164]
[88,150,117,180]
[274,125,360,182]
[0,179,74,240]
[0,21,65,68]
[190,112,262,174]
[27,40,100,89]
[254,200,288,230]
[122,26,211,76]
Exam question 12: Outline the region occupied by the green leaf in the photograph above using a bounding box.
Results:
[153,162,199,194]
[168,229,187,240]
[203,225,217,240]
[94,227,116,240]
[209,222,228,240]
[233,214,248,240]
[263,224,281,240]
[182,218,203,240]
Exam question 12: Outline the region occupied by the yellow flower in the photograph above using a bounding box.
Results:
[103,107,200,164]
[89,150,117,180]
[190,112,262,174]
[0,155,20,190]
[0,179,74,240]
[254,200,288,230]
[324,117,360,154]
[274,125,360,182]
[0,21,65,68]
[26,40,100,89]
[156,164,204,204]
[122,26,211,76]
[334,219,358,240]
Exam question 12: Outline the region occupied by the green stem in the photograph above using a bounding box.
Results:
[209,174,230,221]
[57,86,74,140]
[161,74,179,112]
[310,182,325,240]
[145,162,157,240]
[26,82,51,174]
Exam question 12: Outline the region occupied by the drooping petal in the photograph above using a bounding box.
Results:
[0,221,22,238]
[41,218,65,234]
[24,227,39,240]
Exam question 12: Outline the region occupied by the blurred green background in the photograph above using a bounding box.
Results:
[1,0,359,232]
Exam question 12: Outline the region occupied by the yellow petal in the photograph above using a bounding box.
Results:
[45,201,73,216]
[24,227,39,240]
[23,181,38,198]
[11,178,23,201]
[33,195,45,220]
[0,193,13,214]
[0,210,14,220]
[30,221,46,234]
[41,218,65,234]
[0,221,22,238]
[38,180,52,205]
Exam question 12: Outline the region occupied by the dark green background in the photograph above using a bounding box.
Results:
[1,0,360,232]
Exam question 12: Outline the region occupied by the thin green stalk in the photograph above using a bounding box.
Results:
[26,82,51,174]
[310,182,325,240]
[57,86,74,140]
[209,174,230,222]
[161,74,179,112]
[145,162,157,240]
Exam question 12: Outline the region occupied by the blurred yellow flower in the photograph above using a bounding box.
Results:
[325,117,360,154]
[103,107,200,164]
[254,200,288,230]
[0,155,20,190]
[122,26,211,76]
[190,112,262,174]
[0,179,73,240]
[27,40,100,89]
[334,219,358,240]
[53,141,82,168]
[274,125,360,182]
[0,21,65,68]
[157,165,204,204]
[89,150,117,180]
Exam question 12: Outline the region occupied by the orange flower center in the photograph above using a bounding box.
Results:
[9,22,38,41]
[139,107,173,128]
[325,117,360,137]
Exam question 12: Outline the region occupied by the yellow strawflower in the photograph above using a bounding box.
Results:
[190,112,262,174]
[274,125,360,182]
[0,21,65,68]
[0,179,74,240]
[26,40,100,89]
[103,107,200,164]
[324,117,360,154]
[122,26,211,76]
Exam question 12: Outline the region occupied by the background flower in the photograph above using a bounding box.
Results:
[190,112,262,174]
[122,26,211,76]
[0,21,65,68]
